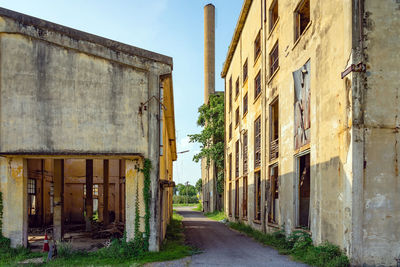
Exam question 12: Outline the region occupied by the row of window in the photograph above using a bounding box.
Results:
[228,153,310,229]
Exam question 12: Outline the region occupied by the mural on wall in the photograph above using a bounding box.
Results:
[293,60,311,150]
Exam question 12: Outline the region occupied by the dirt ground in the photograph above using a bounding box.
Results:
[147,207,308,267]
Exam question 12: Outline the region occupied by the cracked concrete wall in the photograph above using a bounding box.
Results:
[358,0,400,265]
[0,8,174,252]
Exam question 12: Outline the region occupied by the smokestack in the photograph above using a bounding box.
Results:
[204,3,215,104]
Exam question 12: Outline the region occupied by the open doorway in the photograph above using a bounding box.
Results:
[27,158,126,252]
[268,164,279,224]
[296,153,310,229]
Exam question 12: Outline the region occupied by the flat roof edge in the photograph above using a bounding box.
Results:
[0,7,173,67]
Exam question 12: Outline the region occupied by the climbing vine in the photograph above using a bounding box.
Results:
[130,158,152,253]
[140,158,152,251]
[0,191,3,236]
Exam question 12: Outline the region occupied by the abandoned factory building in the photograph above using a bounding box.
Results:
[0,8,177,252]
[222,0,400,266]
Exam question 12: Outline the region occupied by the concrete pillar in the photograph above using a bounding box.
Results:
[204,3,215,104]
[125,159,143,241]
[0,157,28,247]
[85,159,93,231]
[53,159,64,241]
[103,159,109,226]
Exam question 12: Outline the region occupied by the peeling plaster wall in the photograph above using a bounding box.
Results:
[0,14,171,154]
[0,9,174,252]
[360,0,400,265]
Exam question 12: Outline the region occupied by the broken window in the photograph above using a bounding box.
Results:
[235,140,240,178]
[28,178,37,215]
[228,153,232,181]
[243,131,248,174]
[254,116,261,168]
[254,171,261,221]
[295,0,310,41]
[268,165,279,224]
[235,179,240,218]
[270,98,279,161]
[298,153,310,229]
[243,93,248,116]
[254,71,261,99]
[269,0,279,32]
[229,77,232,111]
[243,176,248,218]
[229,182,232,216]
[235,107,239,127]
[293,60,311,150]
[269,41,279,76]
[254,31,261,60]
[243,59,248,83]
[235,77,240,98]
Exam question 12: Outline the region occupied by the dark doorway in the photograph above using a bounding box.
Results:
[298,153,310,229]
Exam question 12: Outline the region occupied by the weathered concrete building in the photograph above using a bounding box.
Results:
[0,8,176,252]
[222,0,400,265]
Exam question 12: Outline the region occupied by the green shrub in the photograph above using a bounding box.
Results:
[173,195,198,204]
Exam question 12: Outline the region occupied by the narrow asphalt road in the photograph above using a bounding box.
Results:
[176,206,308,267]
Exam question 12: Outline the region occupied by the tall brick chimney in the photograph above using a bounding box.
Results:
[204,3,215,104]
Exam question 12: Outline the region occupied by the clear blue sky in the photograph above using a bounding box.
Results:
[0,0,243,186]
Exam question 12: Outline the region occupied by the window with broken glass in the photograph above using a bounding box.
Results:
[28,178,36,215]
[254,71,261,99]
[294,0,310,42]
[235,140,240,178]
[243,130,248,174]
[254,116,261,168]
[269,41,279,76]
[243,93,248,115]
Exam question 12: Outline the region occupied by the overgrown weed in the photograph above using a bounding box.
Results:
[229,222,349,267]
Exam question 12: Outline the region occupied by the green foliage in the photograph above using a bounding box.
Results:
[173,195,198,204]
[0,191,3,235]
[229,222,350,267]
[192,202,203,211]
[139,158,152,251]
[188,93,225,194]
[195,178,202,194]
[176,183,197,197]
[204,211,226,221]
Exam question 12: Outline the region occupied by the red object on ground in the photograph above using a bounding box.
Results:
[43,233,49,252]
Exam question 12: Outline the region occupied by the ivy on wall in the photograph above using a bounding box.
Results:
[0,191,3,236]
[129,158,152,253]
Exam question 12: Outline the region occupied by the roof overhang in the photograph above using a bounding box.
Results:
[221,0,253,78]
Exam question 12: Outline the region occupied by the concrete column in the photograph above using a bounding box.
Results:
[204,3,215,103]
[85,159,93,231]
[0,157,28,247]
[103,159,109,226]
[53,159,64,241]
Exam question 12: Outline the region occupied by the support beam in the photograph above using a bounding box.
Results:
[103,159,109,226]
[53,159,64,241]
[0,157,28,247]
[85,159,93,231]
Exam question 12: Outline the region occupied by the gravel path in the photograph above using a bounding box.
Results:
[173,207,308,267]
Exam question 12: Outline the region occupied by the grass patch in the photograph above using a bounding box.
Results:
[204,210,226,221]
[0,236,43,266]
[229,222,349,267]
[192,202,202,212]
[0,212,192,267]
[173,203,198,207]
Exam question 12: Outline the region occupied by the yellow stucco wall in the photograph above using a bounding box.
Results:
[223,0,400,265]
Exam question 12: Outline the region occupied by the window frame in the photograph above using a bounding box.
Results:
[269,0,279,32]
[294,0,311,42]
[243,130,248,174]
[243,59,248,84]
[243,92,248,116]
[254,170,261,221]
[235,107,240,127]
[235,77,240,98]
[254,31,261,61]
[269,41,279,76]
[254,116,262,169]
[235,140,240,178]
[254,71,261,99]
